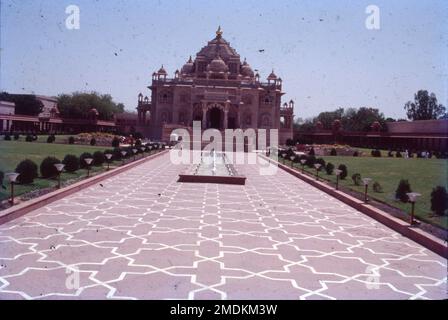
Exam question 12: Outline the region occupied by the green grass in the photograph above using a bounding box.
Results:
[0,140,117,201]
[281,156,448,229]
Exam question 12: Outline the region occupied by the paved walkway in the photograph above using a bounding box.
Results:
[0,152,446,299]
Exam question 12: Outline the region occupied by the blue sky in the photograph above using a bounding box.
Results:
[1,0,447,119]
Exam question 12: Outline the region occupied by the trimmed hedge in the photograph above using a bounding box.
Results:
[395,179,412,202]
[337,164,348,180]
[47,134,55,143]
[93,151,105,166]
[15,159,38,184]
[325,162,334,175]
[40,156,61,178]
[430,186,448,216]
[63,154,79,173]
[68,136,75,144]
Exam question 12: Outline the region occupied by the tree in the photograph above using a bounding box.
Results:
[315,108,344,130]
[404,90,446,120]
[341,107,386,132]
[57,92,125,121]
[0,92,44,116]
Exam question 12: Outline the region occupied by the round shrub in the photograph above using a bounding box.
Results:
[68,136,75,144]
[308,147,315,156]
[15,159,38,184]
[4,134,11,141]
[330,148,337,156]
[352,173,362,186]
[315,158,326,168]
[388,151,394,157]
[371,149,381,157]
[93,151,105,166]
[396,151,402,158]
[113,147,122,160]
[79,152,93,168]
[395,179,412,202]
[62,154,79,173]
[13,133,20,140]
[325,162,334,175]
[47,134,55,143]
[373,181,383,193]
[112,136,120,148]
[40,156,61,178]
[430,186,448,216]
[306,155,316,168]
[337,164,348,180]
[26,135,33,142]
[353,151,359,157]
[135,139,142,148]
[90,137,96,146]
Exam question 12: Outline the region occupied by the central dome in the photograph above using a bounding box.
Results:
[207,54,228,73]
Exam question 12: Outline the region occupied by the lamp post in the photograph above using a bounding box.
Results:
[132,148,137,161]
[5,172,20,205]
[105,153,113,170]
[289,155,295,168]
[335,169,342,190]
[314,163,321,180]
[406,192,421,226]
[84,158,93,177]
[54,163,65,189]
[121,151,127,165]
[148,146,153,155]
[300,159,306,174]
[141,147,146,158]
[362,178,372,202]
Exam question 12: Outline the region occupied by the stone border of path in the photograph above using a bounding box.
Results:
[0,150,169,225]
[261,155,448,259]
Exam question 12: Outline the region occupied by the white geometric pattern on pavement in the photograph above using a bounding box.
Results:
[0,152,446,300]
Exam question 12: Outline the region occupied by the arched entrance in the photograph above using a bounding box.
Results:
[209,107,221,129]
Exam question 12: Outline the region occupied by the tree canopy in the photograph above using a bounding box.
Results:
[57,92,125,121]
[297,107,386,132]
[404,90,446,120]
[0,92,44,116]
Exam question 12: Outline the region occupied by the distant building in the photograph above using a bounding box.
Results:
[0,95,116,134]
[295,119,448,152]
[136,27,294,144]
[114,112,139,134]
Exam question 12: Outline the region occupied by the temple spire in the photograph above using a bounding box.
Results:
[216,26,223,39]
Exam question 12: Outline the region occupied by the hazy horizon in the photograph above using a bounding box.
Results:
[1,0,447,120]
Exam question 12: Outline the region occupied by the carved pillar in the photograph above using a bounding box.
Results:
[224,110,228,129]
[202,103,207,129]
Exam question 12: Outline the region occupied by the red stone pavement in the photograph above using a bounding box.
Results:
[0,152,446,300]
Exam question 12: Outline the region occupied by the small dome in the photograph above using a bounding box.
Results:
[181,56,194,74]
[241,58,254,78]
[207,54,228,73]
[158,65,167,75]
[267,69,277,80]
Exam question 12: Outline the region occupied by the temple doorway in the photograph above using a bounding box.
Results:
[209,107,221,129]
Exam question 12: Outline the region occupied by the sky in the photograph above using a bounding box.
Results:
[1,0,447,120]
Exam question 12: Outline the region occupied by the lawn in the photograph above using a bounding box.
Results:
[281,155,448,229]
[0,140,114,201]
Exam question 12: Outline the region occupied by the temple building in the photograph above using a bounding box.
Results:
[136,27,294,144]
